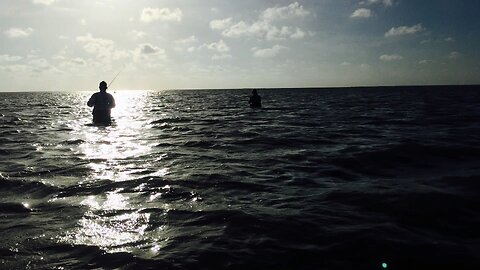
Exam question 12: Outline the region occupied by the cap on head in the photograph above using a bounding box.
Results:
[99,81,108,91]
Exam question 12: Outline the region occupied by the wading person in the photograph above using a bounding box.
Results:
[249,89,262,108]
[87,81,116,124]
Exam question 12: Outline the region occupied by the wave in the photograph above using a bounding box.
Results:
[0,202,32,213]
[0,178,59,198]
[330,142,480,174]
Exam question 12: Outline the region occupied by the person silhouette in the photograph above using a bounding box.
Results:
[87,81,116,124]
[249,89,262,108]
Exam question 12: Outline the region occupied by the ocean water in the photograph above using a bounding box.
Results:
[0,86,479,269]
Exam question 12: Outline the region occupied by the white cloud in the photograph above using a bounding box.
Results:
[129,30,146,40]
[76,33,129,61]
[140,7,182,23]
[4,27,34,38]
[0,54,23,62]
[380,54,403,61]
[175,35,198,44]
[57,57,87,70]
[210,18,232,30]
[445,37,455,42]
[351,8,372,18]
[212,54,232,60]
[212,2,310,41]
[340,61,352,66]
[222,21,306,41]
[77,34,114,55]
[68,57,86,66]
[205,40,230,53]
[80,19,87,25]
[361,0,393,7]
[28,58,57,73]
[261,2,310,21]
[174,36,199,53]
[385,24,424,37]
[33,0,55,5]
[290,28,306,39]
[360,63,371,69]
[419,59,432,64]
[202,40,231,60]
[252,45,286,58]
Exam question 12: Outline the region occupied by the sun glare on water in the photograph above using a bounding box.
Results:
[59,90,172,254]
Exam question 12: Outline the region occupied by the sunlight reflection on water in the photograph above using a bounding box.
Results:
[62,91,170,253]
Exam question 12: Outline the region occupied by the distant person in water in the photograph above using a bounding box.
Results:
[249,89,262,108]
[87,81,116,124]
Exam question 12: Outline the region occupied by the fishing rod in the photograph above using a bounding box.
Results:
[107,66,125,89]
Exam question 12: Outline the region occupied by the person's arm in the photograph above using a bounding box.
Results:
[87,94,95,107]
[110,95,116,108]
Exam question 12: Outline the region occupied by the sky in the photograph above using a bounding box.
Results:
[0,0,479,91]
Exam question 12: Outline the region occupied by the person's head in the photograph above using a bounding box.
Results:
[252,89,258,95]
[99,81,108,92]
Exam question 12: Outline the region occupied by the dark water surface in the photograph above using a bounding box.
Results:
[1,86,479,269]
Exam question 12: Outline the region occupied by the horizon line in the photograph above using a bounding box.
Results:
[0,84,479,93]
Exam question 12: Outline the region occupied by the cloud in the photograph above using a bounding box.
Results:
[380,54,403,61]
[252,45,286,58]
[133,43,166,63]
[76,33,129,61]
[205,40,230,53]
[28,58,58,73]
[77,34,114,56]
[202,40,231,60]
[32,0,55,5]
[212,54,232,60]
[290,28,306,39]
[69,58,87,66]
[174,36,199,53]
[57,57,87,70]
[419,59,432,65]
[175,35,198,44]
[129,30,146,40]
[261,2,310,21]
[445,37,455,42]
[385,24,424,37]
[351,8,372,18]
[360,63,371,69]
[361,0,393,7]
[210,18,232,30]
[221,21,307,40]
[140,44,158,54]
[140,7,182,23]
[212,2,311,41]
[0,54,23,62]
[4,27,34,38]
